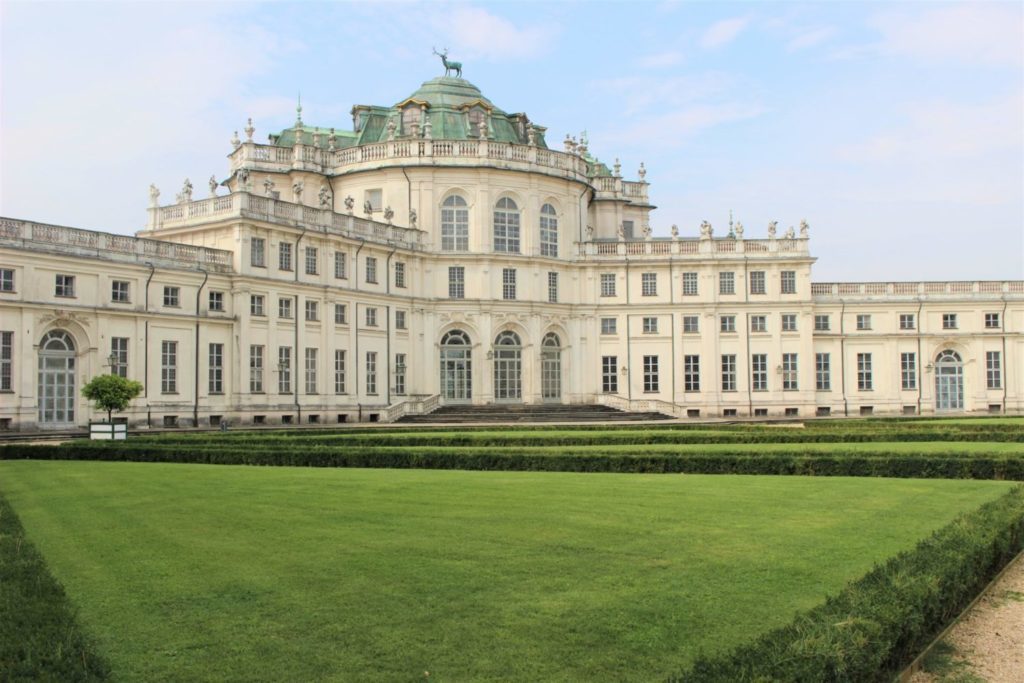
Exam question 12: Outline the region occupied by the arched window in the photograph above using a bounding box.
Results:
[441,195,469,251]
[38,330,77,425]
[541,332,562,401]
[440,330,472,401]
[935,349,964,412]
[493,197,520,253]
[493,331,522,401]
[539,204,558,257]
[41,330,76,352]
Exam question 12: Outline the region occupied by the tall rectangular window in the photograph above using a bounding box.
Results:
[781,271,796,294]
[395,353,407,395]
[547,272,558,303]
[55,274,75,297]
[110,337,129,378]
[395,262,406,288]
[683,355,700,392]
[304,246,318,275]
[334,303,347,325]
[749,271,765,295]
[251,237,266,267]
[782,353,798,391]
[0,331,13,391]
[720,315,736,333]
[816,353,831,391]
[278,346,292,394]
[682,272,698,296]
[987,351,1002,389]
[250,294,265,316]
[502,268,517,300]
[365,256,378,284]
[901,352,917,390]
[721,354,736,392]
[366,352,377,394]
[856,314,872,330]
[208,343,224,393]
[600,273,616,297]
[751,354,767,391]
[366,307,377,327]
[643,355,659,393]
[642,316,658,334]
[641,272,657,296]
[163,286,180,307]
[857,353,873,391]
[899,314,916,330]
[601,317,617,335]
[334,350,346,394]
[278,298,293,319]
[683,315,699,333]
[751,315,767,333]
[814,315,830,331]
[334,251,347,279]
[305,300,319,322]
[622,220,634,239]
[719,272,735,295]
[305,348,317,394]
[601,356,618,393]
[161,341,177,393]
[279,242,292,271]
[943,313,958,329]
[0,269,13,292]
[781,314,797,332]
[249,345,264,393]
[449,267,465,299]
[395,310,407,330]
[985,313,1001,329]
[111,280,130,303]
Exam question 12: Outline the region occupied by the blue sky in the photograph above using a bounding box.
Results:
[1,0,1021,280]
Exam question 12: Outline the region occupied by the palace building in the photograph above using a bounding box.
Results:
[0,71,1021,429]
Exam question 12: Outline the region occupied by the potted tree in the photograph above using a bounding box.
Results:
[82,374,143,440]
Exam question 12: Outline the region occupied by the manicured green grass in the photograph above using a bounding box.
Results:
[0,461,1014,681]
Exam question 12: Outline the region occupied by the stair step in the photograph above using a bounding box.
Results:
[397,404,671,424]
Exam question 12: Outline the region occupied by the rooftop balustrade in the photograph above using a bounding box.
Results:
[577,237,809,260]
[811,281,1024,298]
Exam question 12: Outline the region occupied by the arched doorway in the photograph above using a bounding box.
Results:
[934,349,963,411]
[440,330,472,402]
[541,332,562,402]
[38,330,76,426]
[493,331,522,402]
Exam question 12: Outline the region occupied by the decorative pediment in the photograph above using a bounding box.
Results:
[39,309,91,328]
[457,99,493,112]
[395,97,430,110]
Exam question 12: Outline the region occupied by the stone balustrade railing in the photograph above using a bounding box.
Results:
[811,281,1024,297]
[153,192,426,251]
[578,237,808,259]
[230,140,649,203]
[382,394,441,422]
[0,216,233,272]
[597,394,681,418]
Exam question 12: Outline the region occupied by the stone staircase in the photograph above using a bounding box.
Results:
[396,403,672,424]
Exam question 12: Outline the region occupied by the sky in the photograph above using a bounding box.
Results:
[1,0,1021,281]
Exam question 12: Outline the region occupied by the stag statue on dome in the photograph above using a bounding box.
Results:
[432,47,462,78]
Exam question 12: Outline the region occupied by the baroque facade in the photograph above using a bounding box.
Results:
[1,73,1022,429]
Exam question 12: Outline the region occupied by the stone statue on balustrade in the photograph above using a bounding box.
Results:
[586,225,594,240]
[149,184,160,208]
[230,131,241,149]
[735,221,744,240]
[616,223,625,240]
[409,209,418,229]
[527,125,536,146]
[176,178,193,205]
[384,206,394,224]
[642,224,652,239]
[699,220,713,239]
[209,175,218,198]
[799,219,809,238]
[293,181,304,203]
[263,178,275,197]
[319,184,332,209]
[344,195,355,214]
[364,200,373,216]
[768,220,778,239]
[386,119,397,141]
[236,168,250,192]
[784,226,795,239]
[671,224,679,238]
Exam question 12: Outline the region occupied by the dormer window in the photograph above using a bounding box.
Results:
[468,107,485,137]
[402,105,421,136]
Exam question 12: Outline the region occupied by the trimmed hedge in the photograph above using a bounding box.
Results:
[0,494,110,681]
[669,485,1024,682]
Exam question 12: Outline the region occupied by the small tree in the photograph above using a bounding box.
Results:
[82,374,143,423]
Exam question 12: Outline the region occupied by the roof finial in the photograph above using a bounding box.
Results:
[296,93,303,127]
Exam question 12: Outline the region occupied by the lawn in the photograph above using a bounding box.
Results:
[0,461,1014,681]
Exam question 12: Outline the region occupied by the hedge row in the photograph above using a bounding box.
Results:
[0,494,110,681]
[4,443,1024,479]
[669,485,1024,682]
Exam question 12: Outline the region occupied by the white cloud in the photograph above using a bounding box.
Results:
[869,3,1022,66]
[786,26,835,52]
[637,50,685,69]
[446,6,559,60]
[589,73,735,117]
[700,16,751,49]
[599,102,765,149]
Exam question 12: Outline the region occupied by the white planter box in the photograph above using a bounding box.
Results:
[90,422,127,440]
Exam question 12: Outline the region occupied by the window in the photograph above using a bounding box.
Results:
[0,269,15,292]
[899,314,916,330]
[449,266,465,299]
[279,242,293,271]
[395,353,407,395]
[815,353,831,391]
[987,351,1002,389]
[278,346,292,394]
[856,314,872,331]
[721,354,736,392]
[720,315,736,333]
[493,197,521,253]
[278,298,293,319]
[163,286,179,307]
[111,280,130,303]
[305,348,317,394]
[641,273,657,296]
[684,355,700,392]
[249,345,264,393]
[547,272,558,303]
[601,356,618,393]
[251,237,266,267]
[622,220,634,239]
[502,268,517,300]
[366,307,378,327]
[334,251,347,279]
[643,355,659,393]
[683,316,699,333]
[782,353,798,391]
[55,274,75,297]
[642,316,658,334]
[601,318,617,335]
[250,295,265,316]
[110,337,128,378]
[366,352,377,394]
[0,331,11,391]
[751,315,767,333]
[751,354,768,391]
[682,272,698,296]
[749,271,765,295]
[441,195,469,251]
[304,247,318,275]
[365,256,378,284]
[161,341,177,393]
[857,353,873,391]
[781,271,796,294]
[395,262,406,289]
[334,350,346,394]
[540,204,558,257]
[719,272,735,295]
[334,303,347,325]
[985,313,1001,329]
[814,315,830,332]
[600,273,616,297]
[942,313,958,330]
[209,291,224,312]
[901,352,917,390]
[781,314,797,332]
[208,343,224,393]
[305,300,319,322]
[395,310,407,330]
[365,189,382,212]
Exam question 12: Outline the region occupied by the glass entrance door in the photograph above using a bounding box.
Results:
[38,331,76,426]
[541,332,562,402]
[493,331,522,402]
[934,350,963,411]
[440,330,472,403]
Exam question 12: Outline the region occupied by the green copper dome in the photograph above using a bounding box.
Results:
[402,77,501,112]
